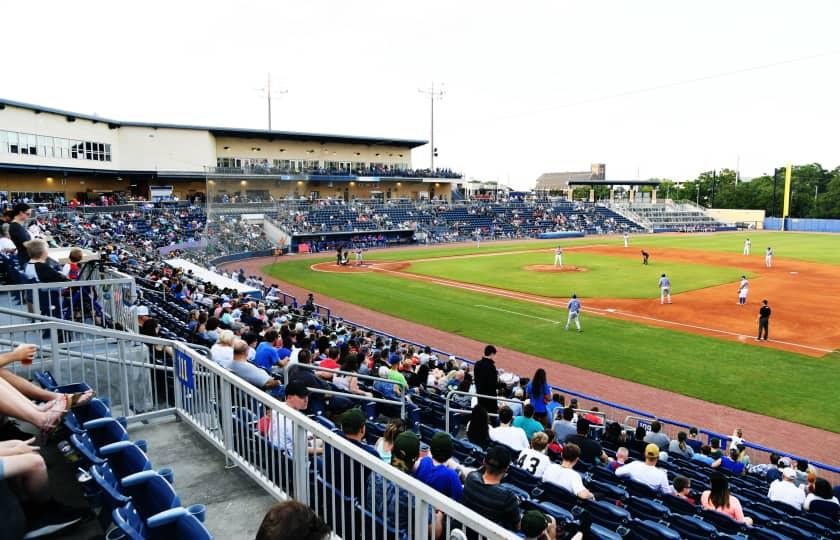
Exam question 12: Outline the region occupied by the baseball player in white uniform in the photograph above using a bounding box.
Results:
[765,247,773,268]
[738,275,749,305]
[475,228,481,248]
[354,246,363,266]
[658,273,672,304]
[554,246,563,268]
[565,294,581,332]
[743,238,751,255]
[623,232,629,248]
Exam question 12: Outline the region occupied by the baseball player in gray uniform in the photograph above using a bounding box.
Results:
[765,247,773,268]
[565,293,582,332]
[738,275,749,305]
[658,273,672,304]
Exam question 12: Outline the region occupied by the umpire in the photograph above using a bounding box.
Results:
[756,299,771,341]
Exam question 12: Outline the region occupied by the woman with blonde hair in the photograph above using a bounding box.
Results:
[210,329,236,369]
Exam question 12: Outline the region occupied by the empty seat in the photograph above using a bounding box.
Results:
[660,493,699,516]
[699,508,746,535]
[120,470,182,519]
[585,499,631,530]
[629,518,681,540]
[626,497,670,521]
[667,513,718,540]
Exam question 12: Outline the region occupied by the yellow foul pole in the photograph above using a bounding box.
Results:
[781,163,792,230]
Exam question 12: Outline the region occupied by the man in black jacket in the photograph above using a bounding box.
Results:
[473,344,499,414]
[8,203,32,268]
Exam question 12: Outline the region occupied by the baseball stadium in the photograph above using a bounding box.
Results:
[3,4,840,538]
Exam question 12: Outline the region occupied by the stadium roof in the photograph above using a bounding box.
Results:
[567,179,661,186]
[0,98,428,148]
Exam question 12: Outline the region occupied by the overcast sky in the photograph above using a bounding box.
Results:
[3,1,839,189]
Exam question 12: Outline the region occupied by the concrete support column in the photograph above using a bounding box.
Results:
[610,188,615,203]
[651,190,657,204]
[589,188,595,203]
[566,187,574,201]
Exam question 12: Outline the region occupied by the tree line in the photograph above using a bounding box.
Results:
[652,163,840,219]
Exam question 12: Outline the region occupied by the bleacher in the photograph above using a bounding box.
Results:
[617,202,733,232]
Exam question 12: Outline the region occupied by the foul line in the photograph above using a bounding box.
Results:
[372,266,834,355]
[475,305,562,324]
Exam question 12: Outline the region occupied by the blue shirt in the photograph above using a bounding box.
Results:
[568,298,581,313]
[525,381,550,414]
[414,456,463,501]
[253,342,280,370]
[659,277,671,288]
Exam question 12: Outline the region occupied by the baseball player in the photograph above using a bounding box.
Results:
[765,247,773,268]
[756,299,771,341]
[475,228,481,249]
[641,250,650,265]
[743,238,751,256]
[738,275,749,305]
[554,245,563,268]
[354,246,363,266]
[658,273,672,304]
[565,293,582,332]
[623,232,629,248]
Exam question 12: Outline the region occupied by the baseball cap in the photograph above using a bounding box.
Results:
[136,306,149,317]
[645,443,660,459]
[392,431,420,463]
[781,467,797,480]
[284,381,310,398]
[339,408,365,433]
[388,352,402,365]
[430,432,454,462]
[279,315,288,323]
[485,445,512,470]
[520,510,549,538]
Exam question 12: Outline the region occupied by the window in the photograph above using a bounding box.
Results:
[0,130,111,163]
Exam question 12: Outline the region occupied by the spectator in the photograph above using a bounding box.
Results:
[730,427,745,448]
[256,500,330,540]
[525,368,550,424]
[692,445,715,466]
[542,443,595,500]
[60,247,84,280]
[701,472,753,526]
[804,478,839,514]
[332,355,372,397]
[673,475,695,504]
[23,239,68,282]
[615,443,673,494]
[545,393,564,424]
[551,408,577,444]
[229,339,281,393]
[709,438,723,459]
[643,421,670,451]
[712,448,746,475]
[520,510,557,540]
[750,452,782,483]
[322,408,378,500]
[0,223,17,254]
[514,432,551,479]
[374,418,406,464]
[489,406,529,451]
[253,330,283,371]
[602,421,626,449]
[473,345,499,414]
[608,447,629,472]
[627,425,648,456]
[564,418,608,465]
[0,437,86,538]
[373,366,401,399]
[668,431,695,458]
[461,445,521,532]
[512,404,544,441]
[367,431,441,538]
[414,432,464,501]
[8,203,32,268]
[686,426,703,452]
[466,404,492,448]
[768,468,806,510]
[210,330,236,369]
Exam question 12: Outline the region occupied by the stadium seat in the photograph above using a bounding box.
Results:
[628,518,681,540]
[83,417,132,449]
[807,500,840,522]
[788,515,835,537]
[771,521,818,540]
[660,493,699,516]
[91,463,132,512]
[588,523,624,540]
[69,432,106,466]
[504,465,541,493]
[111,502,147,540]
[98,441,155,481]
[626,497,670,521]
[620,477,660,500]
[770,499,803,516]
[538,481,581,510]
[497,482,532,502]
[748,526,796,540]
[699,508,746,535]
[120,470,182,520]
[584,499,631,530]
[666,513,718,540]
[146,506,212,540]
[747,502,788,522]
[587,479,628,505]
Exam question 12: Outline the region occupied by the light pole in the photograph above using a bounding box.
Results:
[696,183,700,206]
[256,73,287,130]
[419,82,445,171]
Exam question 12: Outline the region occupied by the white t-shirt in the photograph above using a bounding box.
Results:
[0,237,16,252]
[768,480,806,509]
[210,344,234,369]
[615,461,673,494]
[514,448,551,478]
[489,425,530,451]
[804,493,839,511]
[542,464,586,496]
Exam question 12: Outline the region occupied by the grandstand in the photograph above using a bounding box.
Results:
[0,195,838,539]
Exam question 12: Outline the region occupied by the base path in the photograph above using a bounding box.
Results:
[228,255,840,467]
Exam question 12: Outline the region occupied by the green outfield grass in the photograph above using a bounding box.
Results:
[265,231,840,432]
[405,251,754,298]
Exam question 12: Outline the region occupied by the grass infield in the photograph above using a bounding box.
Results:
[265,231,840,433]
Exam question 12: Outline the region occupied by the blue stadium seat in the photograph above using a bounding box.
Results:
[788,515,835,538]
[98,441,154,480]
[699,508,746,535]
[146,507,212,540]
[69,432,106,466]
[771,521,818,540]
[584,499,631,530]
[120,470,181,520]
[626,497,670,521]
[588,523,624,540]
[587,479,628,505]
[660,493,699,516]
[667,513,718,540]
[628,518,681,540]
[83,417,131,449]
[504,465,541,493]
[748,526,795,540]
[91,463,131,512]
[537,481,580,510]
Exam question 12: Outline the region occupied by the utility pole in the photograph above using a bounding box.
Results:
[418,82,445,171]
[256,73,288,130]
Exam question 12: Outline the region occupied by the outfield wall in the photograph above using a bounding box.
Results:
[707,208,765,229]
[765,217,840,232]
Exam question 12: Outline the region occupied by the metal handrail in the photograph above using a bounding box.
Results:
[282,362,407,418]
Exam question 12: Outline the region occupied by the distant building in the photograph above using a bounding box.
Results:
[534,163,605,192]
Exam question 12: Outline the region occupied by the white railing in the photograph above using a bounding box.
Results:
[0,318,516,539]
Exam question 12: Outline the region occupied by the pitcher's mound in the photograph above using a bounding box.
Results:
[524,265,588,273]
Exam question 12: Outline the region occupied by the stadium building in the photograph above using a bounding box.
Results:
[0,98,459,204]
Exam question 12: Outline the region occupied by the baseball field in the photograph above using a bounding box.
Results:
[263,232,840,433]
